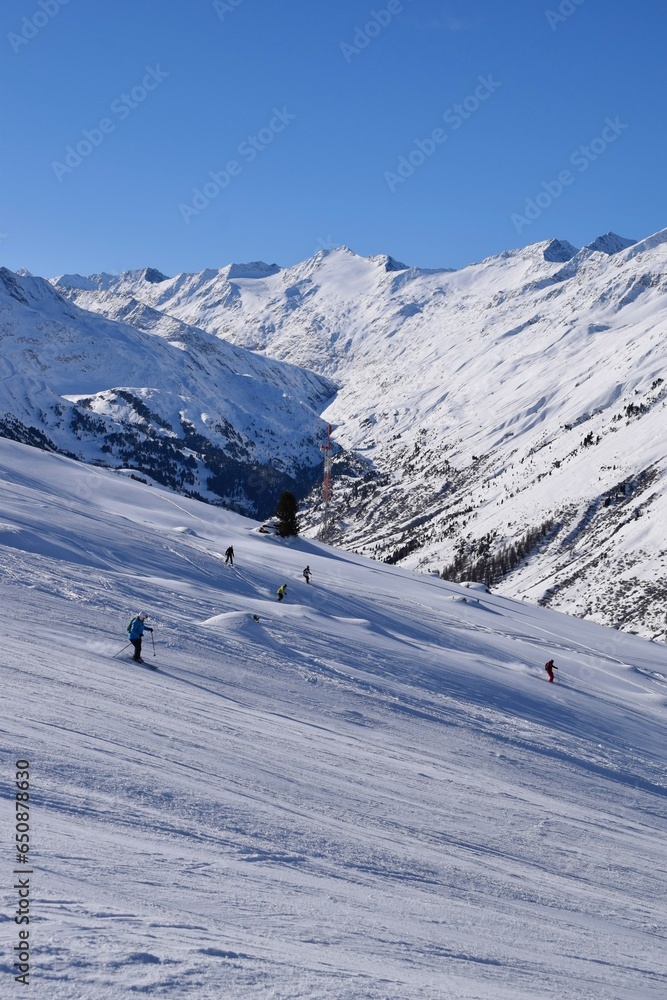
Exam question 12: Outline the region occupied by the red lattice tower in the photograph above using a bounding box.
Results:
[320,424,334,539]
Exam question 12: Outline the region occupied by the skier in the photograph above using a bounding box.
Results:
[225,545,234,566]
[128,612,153,663]
[303,565,311,584]
[277,584,287,602]
[545,658,558,683]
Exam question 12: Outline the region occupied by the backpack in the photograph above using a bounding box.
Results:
[127,617,138,634]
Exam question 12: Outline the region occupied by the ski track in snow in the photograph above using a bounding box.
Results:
[0,439,666,998]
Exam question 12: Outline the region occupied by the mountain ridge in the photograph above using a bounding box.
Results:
[4,228,667,634]
[0,267,337,517]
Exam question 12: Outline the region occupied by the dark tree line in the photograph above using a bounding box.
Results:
[384,536,422,564]
[441,520,556,587]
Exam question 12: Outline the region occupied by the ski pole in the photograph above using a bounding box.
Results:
[150,629,156,658]
[113,641,132,659]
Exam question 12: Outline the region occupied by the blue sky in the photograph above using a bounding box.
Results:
[2,0,666,276]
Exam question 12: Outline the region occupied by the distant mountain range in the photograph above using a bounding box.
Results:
[0,266,335,517]
[2,227,667,634]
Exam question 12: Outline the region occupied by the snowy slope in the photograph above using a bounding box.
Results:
[53,250,438,377]
[1,438,666,998]
[0,267,336,516]
[52,231,667,634]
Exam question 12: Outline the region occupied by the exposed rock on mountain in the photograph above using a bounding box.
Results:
[5,229,667,633]
[0,268,335,517]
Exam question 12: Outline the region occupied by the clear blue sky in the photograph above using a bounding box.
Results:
[2,0,666,276]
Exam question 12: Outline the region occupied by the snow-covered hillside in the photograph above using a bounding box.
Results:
[51,230,667,635]
[0,267,335,517]
[1,437,666,998]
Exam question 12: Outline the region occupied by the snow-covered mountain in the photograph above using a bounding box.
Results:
[0,267,335,517]
[50,229,667,636]
[1,437,666,998]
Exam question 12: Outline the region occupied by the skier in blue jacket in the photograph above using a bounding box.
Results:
[128,612,152,663]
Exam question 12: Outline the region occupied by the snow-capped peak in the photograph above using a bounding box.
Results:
[224,261,282,279]
[365,253,410,272]
[542,238,579,263]
[585,232,637,255]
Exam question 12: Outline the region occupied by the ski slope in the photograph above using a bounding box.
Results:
[0,438,666,998]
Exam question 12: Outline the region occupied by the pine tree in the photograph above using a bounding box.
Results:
[276,491,299,537]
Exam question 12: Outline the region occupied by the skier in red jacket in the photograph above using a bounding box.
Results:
[545,659,558,682]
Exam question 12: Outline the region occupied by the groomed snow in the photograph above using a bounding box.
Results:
[1,438,666,998]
